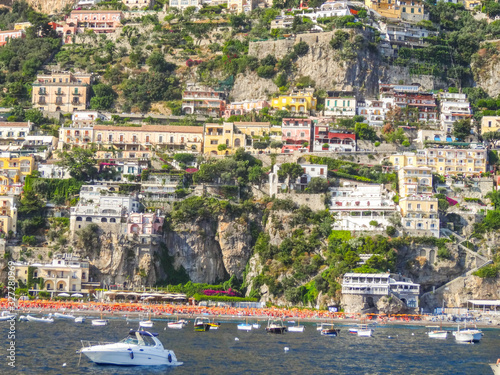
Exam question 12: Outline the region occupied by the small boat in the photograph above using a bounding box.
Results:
[92,313,108,326]
[266,319,287,334]
[54,312,76,320]
[26,315,54,323]
[252,322,261,329]
[454,325,482,343]
[208,319,221,330]
[426,325,447,339]
[18,315,28,322]
[167,317,187,329]
[320,323,340,336]
[194,317,210,332]
[237,317,252,331]
[139,313,154,328]
[288,319,305,333]
[0,311,16,321]
[75,317,85,323]
[357,324,374,337]
[490,360,500,375]
[317,323,326,331]
[348,327,358,334]
[80,330,183,366]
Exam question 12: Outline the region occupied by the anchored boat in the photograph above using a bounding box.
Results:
[80,330,183,366]
[194,317,211,332]
[320,323,340,336]
[266,319,287,334]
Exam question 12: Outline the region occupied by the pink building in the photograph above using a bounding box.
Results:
[127,212,164,235]
[0,30,25,46]
[223,100,270,119]
[281,118,312,153]
[63,10,123,44]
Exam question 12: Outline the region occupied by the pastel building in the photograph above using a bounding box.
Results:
[281,118,312,153]
[127,212,164,235]
[203,122,245,155]
[389,147,487,175]
[122,0,154,9]
[356,99,393,127]
[324,97,357,117]
[168,0,203,11]
[439,93,472,134]
[0,195,17,235]
[0,30,25,46]
[13,254,97,295]
[0,122,32,145]
[32,71,94,113]
[224,100,270,119]
[181,85,226,117]
[62,10,123,44]
[329,183,398,231]
[399,196,439,237]
[269,163,328,195]
[398,166,433,198]
[481,116,500,135]
[313,126,356,152]
[0,155,34,195]
[271,88,317,114]
[301,1,353,21]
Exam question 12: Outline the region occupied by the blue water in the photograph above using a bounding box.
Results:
[1,318,498,374]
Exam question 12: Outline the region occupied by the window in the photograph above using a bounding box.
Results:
[210,140,218,145]
[408,203,412,209]
[108,134,113,142]
[159,136,163,143]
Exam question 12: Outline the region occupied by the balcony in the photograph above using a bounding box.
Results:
[38,90,47,95]
[55,91,64,96]
[72,92,81,96]
[37,99,46,105]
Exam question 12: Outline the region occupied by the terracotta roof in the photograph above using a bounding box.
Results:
[0,122,30,127]
[0,30,22,34]
[93,125,203,133]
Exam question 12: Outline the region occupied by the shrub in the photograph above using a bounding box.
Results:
[473,265,498,278]
[386,226,396,236]
[22,235,36,246]
[293,41,309,56]
[374,141,381,147]
[437,247,452,260]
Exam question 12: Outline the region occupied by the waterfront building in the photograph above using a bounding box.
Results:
[32,71,94,113]
[13,254,98,295]
[341,272,420,311]
[127,212,164,235]
[439,92,472,134]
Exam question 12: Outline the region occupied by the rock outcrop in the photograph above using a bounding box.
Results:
[376,294,407,315]
[26,0,74,14]
[472,42,500,97]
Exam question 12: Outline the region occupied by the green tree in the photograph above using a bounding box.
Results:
[24,108,44,124]
[56,147,98,181]
[146,51,175,73]
[483,131,500,148]
[452,118,472,141]
[217,144,227,152]
[306,177,329,193]
[486,190,500,209]
[18,190,44,216]
[278,163,304,190]
[90,83,117,110]
[355,122,377,141]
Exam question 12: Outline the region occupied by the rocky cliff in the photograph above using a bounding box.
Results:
[26,0,74,14]
[472,43,500,98]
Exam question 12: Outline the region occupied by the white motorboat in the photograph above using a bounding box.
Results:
[238,317,252,331]
[168,319,187,329]
[80,330,183,366]
[455,329,482,343]
[252,323,261,329]
[139,313,154,328]
[92,312,108,326]
[320,323,340,336]
[26,315,54,323]
[426,326,447,339]
[18,315,28,322]
[0,311,16,321]
[288,319,305,332]
[490,361,500,375]
[54,312,76,320]
[357,324,373,337]
[75,317,85,323]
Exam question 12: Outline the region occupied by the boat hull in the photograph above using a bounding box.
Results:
[288,326,305,332]
[0,315,16,321]
[168,322,184,329]
[75,317,85,323]
[82,346,182,366]
[490,364,500,375]
[321,329,340,336]
[455,331,482,343]
[252,324,261,329]
[54,313,75,320]
[237,324,252,331]
[92,320,108,326]
[194,324,210,332]
[357,329,373,337]
[139,321,154,328]
[428,331,447,339]
[266,327,287,334]
[26,315,54,323]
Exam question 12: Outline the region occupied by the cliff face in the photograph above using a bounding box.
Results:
[472,43,500,97]
[26,0,74,14]
[164,213,258,284]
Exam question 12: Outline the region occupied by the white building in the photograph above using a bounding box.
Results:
[324,97,357,117]
[72,111,108,122]
[0,122,32,144]
[38,161,72,179]
[300,0,353,22]
[357,98,393,127]
[58,120,94,150]
[122,0,153,9]
[342,272,420,309]
[329,183,397,231]
[438,93,472,134]
[70,185,140,232]
[269,163,328,195]
[168,0,203,10]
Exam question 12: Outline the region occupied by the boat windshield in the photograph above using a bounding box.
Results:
[120,337,139,345]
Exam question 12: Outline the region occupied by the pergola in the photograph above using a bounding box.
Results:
[467,300,500,313]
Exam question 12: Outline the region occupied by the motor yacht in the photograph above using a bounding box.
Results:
[80,330,183,366]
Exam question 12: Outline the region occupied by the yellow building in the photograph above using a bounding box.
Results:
[0,196,17,234]
[463,0,481,10]
[389,147,487,176]
[365,0,427,21]
[203,122,274,155]
[398,166,433,198]
[399,196,439,237]
[0,155,34,195]
[13,254,97,295]
[14,22,32,30]
[271,88,317,114]
[32,71,94,113]
[481,116,500,135]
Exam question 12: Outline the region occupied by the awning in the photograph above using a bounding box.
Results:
[468,300,500,306]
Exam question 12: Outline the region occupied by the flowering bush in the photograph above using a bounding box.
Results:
[203,288,241,297]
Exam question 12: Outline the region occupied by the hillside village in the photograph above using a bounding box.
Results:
[1,0,500,316]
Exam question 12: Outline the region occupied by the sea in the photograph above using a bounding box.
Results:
[0,317,498,374]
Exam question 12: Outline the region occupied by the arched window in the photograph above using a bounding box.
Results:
[101,218,107,222]
[110,218,116,223]
[85,217,92,222]
[76,217,82,222]
[234,138,241,147]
